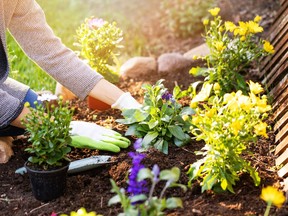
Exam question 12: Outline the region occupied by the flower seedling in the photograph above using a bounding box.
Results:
[117,79,194,154]
[260,186,286,216]
[109,139,187,215]
[190,7,275,94]
[75,17,123,83]
[187,81,271,193]
[22,95,73,169]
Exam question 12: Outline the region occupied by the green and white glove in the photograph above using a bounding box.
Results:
[111,92,142,110]
[70,121,131,153]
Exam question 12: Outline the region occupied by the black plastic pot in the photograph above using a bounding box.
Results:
[24,161,70,202]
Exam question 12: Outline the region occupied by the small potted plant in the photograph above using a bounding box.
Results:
[22,94,73,202]
[75,17,123,111]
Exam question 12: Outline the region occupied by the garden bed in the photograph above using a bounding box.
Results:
[1,71,287,216]
[1,0,287,215]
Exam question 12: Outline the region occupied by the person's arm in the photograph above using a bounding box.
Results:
[8,0,102,100]
[88,79,123,105]
[89,79,141,109]
[10,106,30,129]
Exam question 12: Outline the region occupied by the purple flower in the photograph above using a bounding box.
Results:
[162,91,173,101]
[133,138,143,150]
[162,91,175,103]
[152,164,160,182]
[88,18,106,29]
[127,139,148,197]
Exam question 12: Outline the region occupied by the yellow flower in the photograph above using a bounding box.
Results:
[214,41,226,52]
[182,115,189,121]
[231,121,242,136]
[190,101,198,108]
[247,21,263,34]
[203,19,209,25]
[234,21,248,36]
[205,108,216,118]
[24,102,30,108]
[192,116,200,125]
[192,82,213,103]
[254,15,262,23]
[260,186,286,208]
[240,36,246,41]
[208,7,220,16]
[263,40,275,54]
[63,207,99,216]
[224,21,236,32]
[254,122,268,138]
[238,95,253,112]
[223,93,234,104]
[192,55,200,60]
[213,82,221,91]
[248,80,264,94]
[256,98,272,113]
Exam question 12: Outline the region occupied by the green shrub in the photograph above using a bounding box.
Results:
[160,0,216,38]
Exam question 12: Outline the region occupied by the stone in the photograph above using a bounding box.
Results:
[0,136,14,163]
[120,56,157,78]
[183,43,210,60]
[157,52,194,75]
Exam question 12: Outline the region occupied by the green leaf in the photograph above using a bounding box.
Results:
[142,132,158,148]
[125,124,138,136]
[166,197,183,209]
[138,168,153,181]
[160,167,180,182]
[108,194,121,206]
[168,125,186,140]
[154,138,164,153]
[129,194,147,203]
[180,106,195,116]
[148,120,159,129]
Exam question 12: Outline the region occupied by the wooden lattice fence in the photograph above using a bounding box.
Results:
[259,0,288,187]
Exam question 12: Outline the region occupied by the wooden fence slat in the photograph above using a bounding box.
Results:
[275,123,288,144]
[280,0,286,6]
[260,24,288,77]
[266,0,288,40]
[272,84,288,121]
[275,134,288,155]
[264,53,288,88]
[268,74,288,101]
[274,111,288,132]
[278,162,288,178]
[276,148,288,166]
[272,85,288,110]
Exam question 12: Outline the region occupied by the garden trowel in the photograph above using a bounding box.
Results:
[15,155,114,175]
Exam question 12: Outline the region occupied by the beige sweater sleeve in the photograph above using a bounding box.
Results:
[7,0,103,100]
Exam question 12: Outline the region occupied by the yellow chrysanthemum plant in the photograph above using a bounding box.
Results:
[186,80,272,193]
[191,7,275,95]
[260,186,286,216]
[75,17,123,83]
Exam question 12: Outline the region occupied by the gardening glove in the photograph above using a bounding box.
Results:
[111,92,141,110]
[69,121,131,153]
[0,136,14,163]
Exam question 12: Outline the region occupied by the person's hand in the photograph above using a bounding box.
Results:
[0,137,14,163]
[111,92,141,110]
[69,121,131,153]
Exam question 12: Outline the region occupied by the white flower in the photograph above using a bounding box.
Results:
[37,93,58,102]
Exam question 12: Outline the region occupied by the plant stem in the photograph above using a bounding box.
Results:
[264,202,272,216]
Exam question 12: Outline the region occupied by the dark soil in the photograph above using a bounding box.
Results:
[1,1,286,216]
